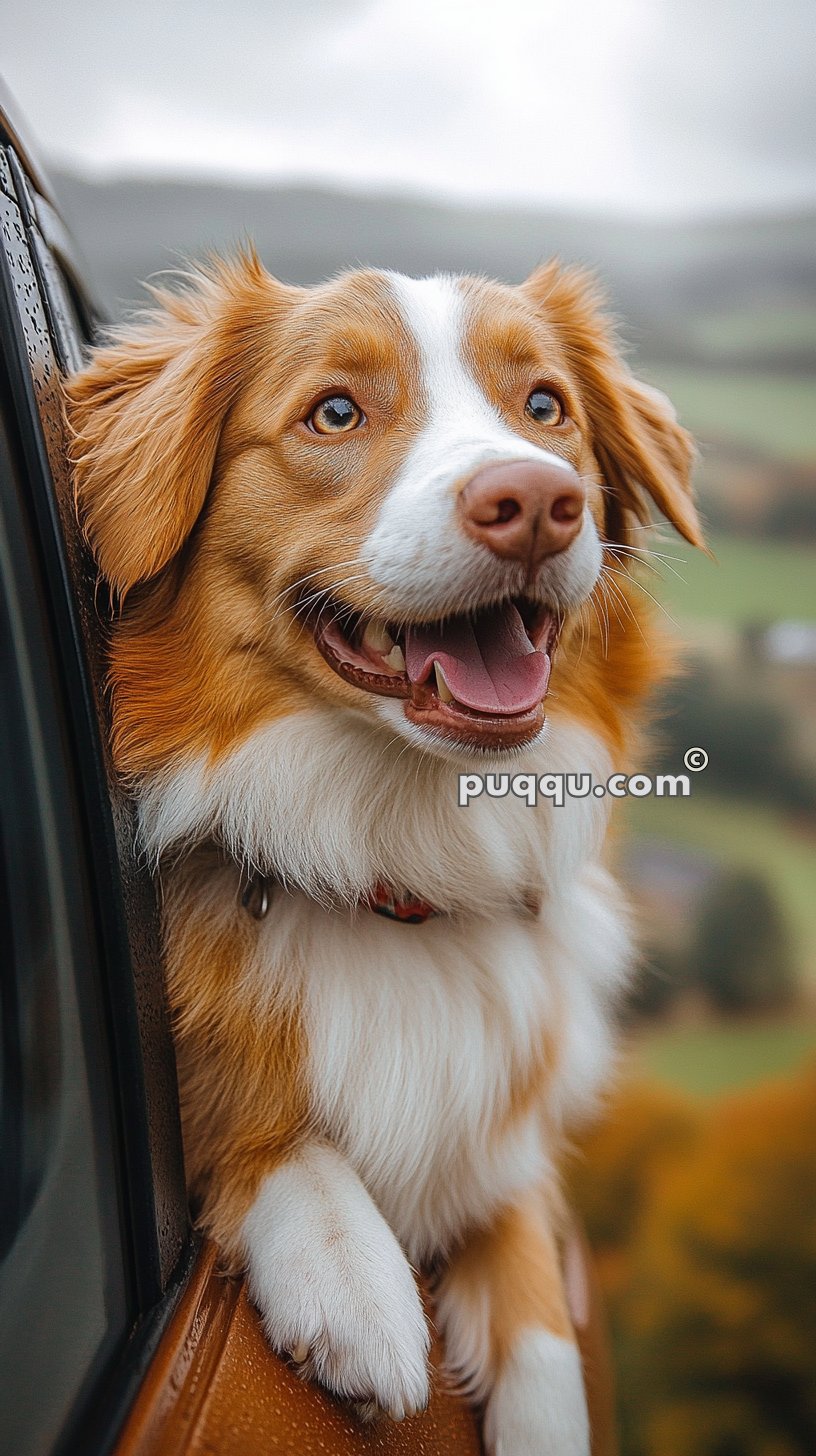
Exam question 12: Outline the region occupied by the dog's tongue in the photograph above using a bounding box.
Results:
[404,603,551,715]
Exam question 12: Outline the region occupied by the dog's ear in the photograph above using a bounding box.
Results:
[65,250,282,598]
[522,260,704,548]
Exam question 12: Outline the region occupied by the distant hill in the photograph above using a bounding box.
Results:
[50,169,816,371]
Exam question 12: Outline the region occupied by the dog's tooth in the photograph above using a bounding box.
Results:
[434,662,455,704]
[362,620,394,654]
[383,644,406,672]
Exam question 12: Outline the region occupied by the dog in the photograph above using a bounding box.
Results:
[66,252,701,1454]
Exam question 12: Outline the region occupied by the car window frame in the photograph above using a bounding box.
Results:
[0,122,193,1456]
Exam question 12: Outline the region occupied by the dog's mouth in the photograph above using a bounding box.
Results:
[306,594,559,750]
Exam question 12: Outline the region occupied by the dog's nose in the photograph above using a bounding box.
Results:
[458,458,585,568]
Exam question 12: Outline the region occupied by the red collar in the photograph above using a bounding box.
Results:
[364,883,439,924]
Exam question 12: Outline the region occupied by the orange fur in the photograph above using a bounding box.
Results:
[553,572,674,763]
[162,851,308,1263]
[442,1185,576,1378]
[66,252,297,598]
[522,261,702,550]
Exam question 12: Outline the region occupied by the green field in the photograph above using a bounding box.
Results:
[688,306,816,357]
[613,320,816,1103]
[642,532,816,626]
[631,1016,816,1098]
[626,792,816,981]
[639,362,816,461]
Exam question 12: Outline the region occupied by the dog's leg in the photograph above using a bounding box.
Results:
[436,1189,589,1456]
[240,1141,431,1420]
[161,863,428,1417]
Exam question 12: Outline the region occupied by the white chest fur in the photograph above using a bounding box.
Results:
[143,709,633,1260]
[246,860,630,1262]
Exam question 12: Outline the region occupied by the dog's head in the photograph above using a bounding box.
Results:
[66,253,701,774]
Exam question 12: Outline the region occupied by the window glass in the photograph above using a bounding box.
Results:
[0,415,131,1456]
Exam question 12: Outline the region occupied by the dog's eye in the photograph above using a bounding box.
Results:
[307,395,363,434]
[525,389,564,426]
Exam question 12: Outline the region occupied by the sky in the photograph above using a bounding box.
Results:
[5,0,815,215]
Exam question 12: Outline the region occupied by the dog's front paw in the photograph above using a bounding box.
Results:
[242,1146,430,1421]
[284,1259,430,1423]
[484,1330,590,1456]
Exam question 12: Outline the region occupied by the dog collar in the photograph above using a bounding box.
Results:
[240,875,438,924]
[364,883,439,924]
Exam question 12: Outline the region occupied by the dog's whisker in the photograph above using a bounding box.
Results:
[296,574,371,615]
[605,549,667,586]
[601,562,680,627]
[596,574,629,636]
[589,575,612,659]
[604,541,688,586]
[588,591,609,661]
[572,600,589,669]
[266,558,369,613]
[598,568,646,642]
[605,541,685,564]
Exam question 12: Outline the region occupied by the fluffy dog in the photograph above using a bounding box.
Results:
[66,253,701,1454]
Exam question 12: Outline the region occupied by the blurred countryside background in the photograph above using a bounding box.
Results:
[6,2,816,1451]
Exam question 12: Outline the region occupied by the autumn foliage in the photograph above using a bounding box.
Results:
[570,1062,816,1456]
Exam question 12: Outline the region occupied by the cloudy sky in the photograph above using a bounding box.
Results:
[6,0,815,214]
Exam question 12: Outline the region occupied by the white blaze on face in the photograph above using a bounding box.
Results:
[361,272,603,620]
